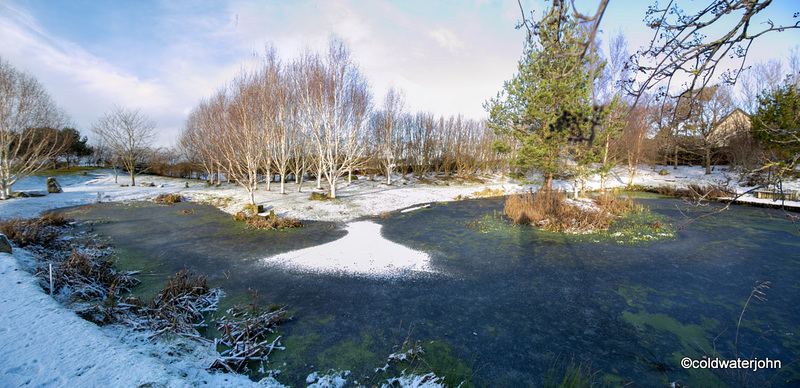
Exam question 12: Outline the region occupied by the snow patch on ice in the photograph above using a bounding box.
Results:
[263,221,436,278]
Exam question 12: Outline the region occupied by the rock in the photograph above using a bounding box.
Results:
[11,191,29,198]
[26,191,47,197]
[46,177,63,193]
[184,182,189,188]
[0,234,11,254]
[659,169,669,176]
[139,182,155,187]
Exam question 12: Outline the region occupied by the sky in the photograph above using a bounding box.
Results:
[0,0,798,147]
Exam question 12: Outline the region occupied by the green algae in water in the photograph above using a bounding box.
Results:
[268,332,323,371]
[316,329,380,374]
[622,310,725,387]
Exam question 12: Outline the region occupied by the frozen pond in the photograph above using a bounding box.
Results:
[64,195,800,387]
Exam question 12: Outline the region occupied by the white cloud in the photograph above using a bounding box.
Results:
[427,27,465,54]
[0,3,177,141]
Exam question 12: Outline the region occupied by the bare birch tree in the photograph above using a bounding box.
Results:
[373,86,405,185]
[91,105,156,187]
[220,72,263,207]
[296,39,371,199]
[0,56,69,199]
[259,47,297,195]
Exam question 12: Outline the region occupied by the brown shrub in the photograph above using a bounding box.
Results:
[232,211,249,221]
[472,188,504,198]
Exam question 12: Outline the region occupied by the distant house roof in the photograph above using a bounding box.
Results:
[709,108,751,146]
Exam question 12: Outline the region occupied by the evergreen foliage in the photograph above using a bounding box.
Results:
[752,75,800,158]
[485,3,605,191]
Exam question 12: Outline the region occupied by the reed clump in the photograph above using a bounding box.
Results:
[504,189,641,233]
[0,211,72,247]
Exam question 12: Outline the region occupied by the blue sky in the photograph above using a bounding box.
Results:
[1,0,797,147]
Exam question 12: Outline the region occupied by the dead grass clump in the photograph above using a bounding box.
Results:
[593,194,643,215]
[379,211,391,219]
[245,214,302,230]
[504,189,643,233]
[309,191,329,201]
[234,210,302,230]
[242,203,259,214]
[153,193,184,205]
[0,211,72,247]
[504,189,567,226]
[178,208,196,215]
[472,188,504,198]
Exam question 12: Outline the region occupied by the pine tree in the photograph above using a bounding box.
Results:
[752,75,800,159]
[486,3,603,192]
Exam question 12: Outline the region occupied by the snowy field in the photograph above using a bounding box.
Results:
[1,165,798,387]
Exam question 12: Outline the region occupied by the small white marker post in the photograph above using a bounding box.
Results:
[49,263,53,295]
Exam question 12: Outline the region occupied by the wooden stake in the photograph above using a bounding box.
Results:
[49,263,53,295]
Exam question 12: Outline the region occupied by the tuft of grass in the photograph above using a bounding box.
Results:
[245,215,302,230]
[544,354,604,388]
[233,210,302,230]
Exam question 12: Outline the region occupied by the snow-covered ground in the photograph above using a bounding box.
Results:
[1,165,798,387]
